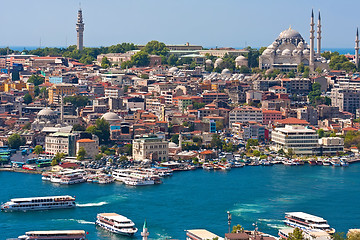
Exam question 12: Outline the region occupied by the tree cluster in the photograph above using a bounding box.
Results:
[86,118,110,144]
[308,82,331,106]
[8,134,26,149]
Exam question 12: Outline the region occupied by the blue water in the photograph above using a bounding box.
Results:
[1,165,360,240]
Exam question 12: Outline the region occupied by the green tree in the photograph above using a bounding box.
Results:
[23,93,33,104]
[101,56,111,68]
[22,122,31,130]
[192,102,206,110]
[72,124,86,131]
[253,150,261,157]
[64,95,89,108]
[86,118,110,144]
[211,134,223,149]
[27,75,45,86]
[231,224,244,233]
[142,40,169,56]
[287,228,305,240]
[167,54,178,66]
[131,51,150,67]
[77,147,86,161]
[171,134,179,145]
[297,63,305,73]
[8,134,26,149]
[317,129,325,138]
[40,87,48,99]
[332,232,346,240]
[239,65,250,73]
[34,86,40,97]
[216,121,224,131]
[33,145,43,155]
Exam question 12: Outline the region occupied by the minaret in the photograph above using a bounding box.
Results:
[310,9,315,71]
[76,8,84,51]
[178,133,183,151]
[356,28,359,70]
[317,11,322,57]
[141,220,149,240]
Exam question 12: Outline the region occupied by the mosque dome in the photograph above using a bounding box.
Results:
[221,68,231,75]
[277,27,303,40]
[205,59,213,65]
[276,49,281,55]
[303,49,310,55]
[215,58,223,64]
[282,49,291,56]
[102,112,121,121]
[262,49,272,55]
[235,56,246,61]
[169,142,178,148]
[169,67,179,73]
[37,108,56,117]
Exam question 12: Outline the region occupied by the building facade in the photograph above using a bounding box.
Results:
[132,137,169,162]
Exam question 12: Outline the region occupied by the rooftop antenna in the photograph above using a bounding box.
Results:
[79,2,81,10]
[39,37,42,48]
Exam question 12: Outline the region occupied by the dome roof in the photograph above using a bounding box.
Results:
[262,49,272,55]
[169,142,178,148]
[221,68,231,75]
[169,67,179,73]
[215,58,223,64]
[37,108,56,116]
[102,112,120,121]
[277,27,303,40]
[282,49,291,56]
[205,59,213,65]
[303,49,310,55]
[235,56,246,61]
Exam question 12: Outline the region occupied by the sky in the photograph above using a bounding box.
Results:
[1,0,360,49]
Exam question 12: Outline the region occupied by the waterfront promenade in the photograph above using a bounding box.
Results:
[1,164,359,240]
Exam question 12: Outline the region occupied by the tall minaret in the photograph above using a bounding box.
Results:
[356,28,359,70]
[76,8,84,51]
[141,220,149,240]
[317,11,322,57]
[310,9,315,71]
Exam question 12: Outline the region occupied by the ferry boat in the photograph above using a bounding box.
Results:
[112,169,157,186]
[284,212,335,234]
[17,230,87,240]
[202,163,214,170]
[1,195,76,211]
[96,213,138,236]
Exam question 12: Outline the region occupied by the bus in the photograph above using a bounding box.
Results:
[36,159,52,164]
[26,158,37,164]
[37,161,52,168]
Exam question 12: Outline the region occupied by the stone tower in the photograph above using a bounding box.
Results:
[76,8,84,51]
[317,11,322,57]
[141,220,149,240]
[356,28,359,69]
[310,9,315,71]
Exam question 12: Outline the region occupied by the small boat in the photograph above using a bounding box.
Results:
[330,160,341,167]
[322,161,331,166]
[202,163,213,170]
[340,159,349,167]
[308,160,317,165]
[96,213,138,236]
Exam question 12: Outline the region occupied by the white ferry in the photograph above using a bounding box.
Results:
[17,230,87,240]
[96,213,138,236]
[112,169,158,186]
[1,195,76,211]
[284,212,335,234]
[60,170,87,185]
[48,170,86,185]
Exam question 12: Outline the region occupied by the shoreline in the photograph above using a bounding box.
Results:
[0,168,42,174]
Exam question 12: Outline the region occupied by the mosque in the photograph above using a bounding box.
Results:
[259,10,329,72]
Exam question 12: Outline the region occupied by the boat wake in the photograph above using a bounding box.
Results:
[231,203,263,216]
[267,223,287,229]
[52,219,95,225]
[258,218,283,223]
[76,201,108,207]
[155,232,172,240]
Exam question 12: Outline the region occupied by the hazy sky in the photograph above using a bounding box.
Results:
[1,0,360,48]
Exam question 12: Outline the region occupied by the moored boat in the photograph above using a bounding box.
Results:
[96,213,138,236]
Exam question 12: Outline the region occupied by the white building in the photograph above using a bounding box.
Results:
[229,106,263,127]
[132,136,169,162]
[271,125,318,155]
[45,132,76,157]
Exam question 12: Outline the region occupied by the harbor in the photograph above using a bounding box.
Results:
[1,164,360,240]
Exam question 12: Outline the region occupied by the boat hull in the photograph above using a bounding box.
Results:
[96,220,137,236]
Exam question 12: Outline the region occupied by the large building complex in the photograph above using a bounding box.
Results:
[132,136,169,162]
[271,125,319,155]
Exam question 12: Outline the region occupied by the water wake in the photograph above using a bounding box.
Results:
[267,223,287,229]
[53,219,95,225]
[76,201,108,207]
[258,218,283,223]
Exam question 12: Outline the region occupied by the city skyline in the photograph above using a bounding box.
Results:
[1,0,360,48]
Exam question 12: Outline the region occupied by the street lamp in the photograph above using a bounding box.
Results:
[227,211,232,233]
